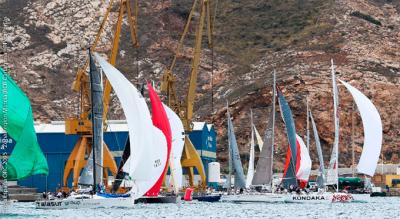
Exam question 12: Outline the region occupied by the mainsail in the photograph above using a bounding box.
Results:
[78,52,105,188]
[339,80,382,176]
[0,67,48,180]
[326,60,339,188]
[163,103,184,192]
[226,103,246,189]
[309,110,326,188]
[95,53,167,199]
[90,51,104,188]
[245,110,255,188]
[252,74,276,187]
[144,83,172,196]
[277,87,298,188]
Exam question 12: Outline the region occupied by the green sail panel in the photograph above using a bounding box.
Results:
[0,67,48,180]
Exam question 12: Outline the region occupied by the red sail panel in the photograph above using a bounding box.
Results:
[144,83,172,196]
[283,145,291,178]
[282,140,302,185]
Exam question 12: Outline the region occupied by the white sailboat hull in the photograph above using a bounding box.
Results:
[221,193,284,203]
[35,195,134,209]
[283,192,369,203]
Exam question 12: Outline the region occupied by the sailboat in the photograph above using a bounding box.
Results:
[37,52,168,208]
[223,72,285,203]
[285,60,381,203]
[0,67,48,205]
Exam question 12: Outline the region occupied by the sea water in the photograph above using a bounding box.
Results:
[0,197,399,219]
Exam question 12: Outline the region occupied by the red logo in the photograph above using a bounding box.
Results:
[332,194,354,202]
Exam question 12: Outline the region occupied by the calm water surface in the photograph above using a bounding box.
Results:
[1,197,399,219]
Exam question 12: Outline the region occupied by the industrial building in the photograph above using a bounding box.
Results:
[1,120,217,192]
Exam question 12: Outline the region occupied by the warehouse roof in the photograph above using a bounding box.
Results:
[1,120,128,133]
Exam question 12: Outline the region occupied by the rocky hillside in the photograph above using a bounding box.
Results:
[0,0,399,173]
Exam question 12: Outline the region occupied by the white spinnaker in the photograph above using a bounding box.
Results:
[95,53,167,199]
[254,124,264,151]
[295,134,312,182]
[339,80,382,176]
[163,103,184,191]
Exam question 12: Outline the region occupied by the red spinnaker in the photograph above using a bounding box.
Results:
[144,83,172,196]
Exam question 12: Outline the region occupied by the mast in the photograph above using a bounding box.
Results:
[351,102,355,177]
[331,59,339,192]
[227,101,232,194]
[306,97,310,150]
[271,70,276,186]
[89,50,104,192]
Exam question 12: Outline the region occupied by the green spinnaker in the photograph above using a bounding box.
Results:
[0,67,48,180]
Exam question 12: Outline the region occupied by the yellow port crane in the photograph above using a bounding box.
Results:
[160,0,215,190]
[63,0,139,190]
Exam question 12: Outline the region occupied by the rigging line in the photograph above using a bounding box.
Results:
[210,0,219,121]
[107,121,123,156]
[210,29,214,119]
[136,45,140,86]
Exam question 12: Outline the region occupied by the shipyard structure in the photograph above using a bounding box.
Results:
[1,120,217,193]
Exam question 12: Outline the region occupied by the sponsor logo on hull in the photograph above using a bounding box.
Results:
[292,195,326,201]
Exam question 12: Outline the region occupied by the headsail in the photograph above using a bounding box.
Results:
[277,87,298,188]
[163,103,184,192]
[309,110,326,188]
[94,53,167,199]
[326,59,339,189]
[254,125,264,151]
[0,67,48,180]
[245,109,255,188]
[339,80,382,176]
[226,103,246,189]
